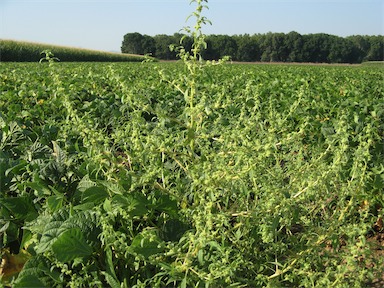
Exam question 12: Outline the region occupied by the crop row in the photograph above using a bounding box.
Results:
[0,40,147,62]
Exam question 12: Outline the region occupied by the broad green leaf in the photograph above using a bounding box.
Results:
[4,160,28,178]
[160,219,189,242]
[101,180,125,195]
[35,209,99,255]
[73,202,96,211]
[117,170,131,191]
[152,192,179,216]
[129,230,164,259]
[13,274,46,288]
[76,174,96,193]
[112,194,149,217]
[35,220,63,254]
[25,181,52,197]
[59,210,101,243]
[51,228,93,262]
[14,255,61,287]
[46,195,64,212]
[74,175,109,204]
[82,186,108,204]
[0,196,38,221]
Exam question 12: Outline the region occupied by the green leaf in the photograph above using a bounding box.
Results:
[160,219,189,242]
[35,220,63,254]
[153,192,179,217]
[20,229,32,251]
[180,276,187,288]
[82,186,108,204]
[25,181,52,198]
[4,160,28,178]
[73,202,96,211]
[103,198,112,213]
[59,210,101,242]
[197,249,204,266]
[129,230,164,259]
[76,174,96,193]
[117,170,131,191]
[112,194,149,217]
[0,196,38,221]
[14,255,61,287]
[101,272,121,288]
[105,247,118,281]
[51,141,66,170]
[46,195,64,212]
[34,209,99,255]
[0,151,12,191]
[13,274,47,288]
[51,228,93,262]
[74,175,109,204]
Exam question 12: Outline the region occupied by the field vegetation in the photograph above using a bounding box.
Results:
[1,1,383,287]
[362,61,384,67]
[0,39,147,62]
[2,59,383,288]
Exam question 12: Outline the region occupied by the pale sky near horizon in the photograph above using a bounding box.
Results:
[1,0,383,52]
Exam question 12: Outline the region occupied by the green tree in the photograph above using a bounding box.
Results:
[259,32,274,62]
[365,35,384,61]
[302,33,333,63]
[121,31,380,63]
[121,32,155,55]
[203,34,237,60]
[234,34,260,62]
[273,33,289,61]
[285,31,304,62]
[141,34,156,55]
[153,33,193,60]
[153,34,175,60]
[347,35,370,63]
[328,36,355,63]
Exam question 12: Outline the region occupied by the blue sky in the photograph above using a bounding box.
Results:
[1,0,383,52]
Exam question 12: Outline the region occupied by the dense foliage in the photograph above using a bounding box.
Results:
[1,1,384,286]
[0,40,147,62]
[0,59,383,287]
[121,32,384,63]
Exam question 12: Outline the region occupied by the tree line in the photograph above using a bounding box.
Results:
[121,32,384,63]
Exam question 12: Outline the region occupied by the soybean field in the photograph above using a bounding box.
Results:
[0,61,383,287]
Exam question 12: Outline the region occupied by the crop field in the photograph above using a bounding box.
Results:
[0,39,147,62]
[0,60,383,287]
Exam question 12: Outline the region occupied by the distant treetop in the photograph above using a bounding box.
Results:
[121,32,384,63]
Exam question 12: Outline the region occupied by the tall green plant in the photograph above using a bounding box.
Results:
[39,50,60,66]
[161,0,229,155]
